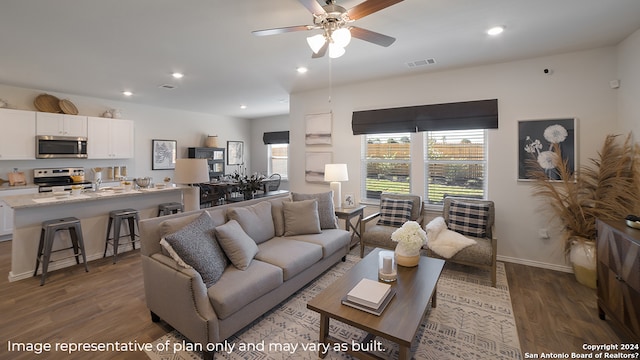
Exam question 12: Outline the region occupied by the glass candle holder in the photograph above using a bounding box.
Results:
[378,250,397,282]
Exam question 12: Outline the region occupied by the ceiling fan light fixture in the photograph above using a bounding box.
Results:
[328,43,345,58]
[307,34,327,54]
[331,27,351,48]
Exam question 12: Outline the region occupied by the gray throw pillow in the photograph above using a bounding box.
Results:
[215,219,259,270]
[291,191,338,229]
[227,201,275,244]
[164,212,228,287]
[271,197,291,237]
[283,199,322,236]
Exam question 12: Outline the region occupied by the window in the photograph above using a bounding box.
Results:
[268,144,288,179]
[362,133,411,200]
[424,129,486,205]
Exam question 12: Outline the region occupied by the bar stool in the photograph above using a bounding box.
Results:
[103,208,140,264]
[157,202,184,216]
[34,217,89,286]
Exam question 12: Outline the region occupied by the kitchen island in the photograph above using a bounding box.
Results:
[3,186,183,282]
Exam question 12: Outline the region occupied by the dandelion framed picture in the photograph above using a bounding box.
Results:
[518,118,577,181]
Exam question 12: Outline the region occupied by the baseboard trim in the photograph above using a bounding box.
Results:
[497,255,573,273]
[8,251,125,282]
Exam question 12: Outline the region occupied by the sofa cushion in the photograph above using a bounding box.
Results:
[448,199,490,238]
[447,236,493,265]
[285,229,350,258]
[377,198,413,227]
[227,201,275,244]
[164,212,228,287]
[362,223,398,249]
[256,238,323,281]
[283,199,321,236]
[271,196,291,237]
[215,220,259,270]
[208,260,283,319]
[292,191,338,229]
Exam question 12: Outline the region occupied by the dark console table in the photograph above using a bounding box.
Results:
[596,218,640,341]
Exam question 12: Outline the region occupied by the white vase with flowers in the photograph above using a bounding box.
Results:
[391,221,427,267]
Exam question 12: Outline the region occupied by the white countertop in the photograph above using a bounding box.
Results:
[0,184,39,193]
[3,185,184,209]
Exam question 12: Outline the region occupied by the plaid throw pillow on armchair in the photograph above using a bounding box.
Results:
[377,198,413,227]
[447,200,490,238]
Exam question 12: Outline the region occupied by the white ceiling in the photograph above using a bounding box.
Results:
[1,0,640,119]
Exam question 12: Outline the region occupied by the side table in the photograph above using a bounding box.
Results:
[334,205,365,248]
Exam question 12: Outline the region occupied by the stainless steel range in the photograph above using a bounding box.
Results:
[34,167,93,193]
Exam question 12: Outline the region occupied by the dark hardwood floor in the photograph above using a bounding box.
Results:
[0,240,631,359]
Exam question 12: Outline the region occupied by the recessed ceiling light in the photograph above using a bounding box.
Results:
[297,67,308,74]
[122,91,133,96]
[172,72,184,79]
[487,26,505,36]
[240,105,247,109]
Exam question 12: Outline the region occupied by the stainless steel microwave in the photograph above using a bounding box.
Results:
[36,135,88,159]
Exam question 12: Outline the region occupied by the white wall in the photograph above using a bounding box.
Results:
[0,84,250,183]
[249,114,290,190]
[290,47,621,270]
[617,28,640,136]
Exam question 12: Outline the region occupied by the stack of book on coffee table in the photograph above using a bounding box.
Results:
[342,278,396,316]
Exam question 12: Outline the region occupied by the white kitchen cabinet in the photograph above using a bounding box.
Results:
[36,112,87,137]
[0,108,36,160]
[87,117,134,159]
[0,187,39,237]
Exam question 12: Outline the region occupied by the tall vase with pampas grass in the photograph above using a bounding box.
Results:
[528,133,640,288]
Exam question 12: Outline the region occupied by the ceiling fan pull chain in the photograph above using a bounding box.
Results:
[328,56,333,104]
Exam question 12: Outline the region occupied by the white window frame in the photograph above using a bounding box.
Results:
[267,143,288,180]
[360,132,412,203]
[423,129,488,208]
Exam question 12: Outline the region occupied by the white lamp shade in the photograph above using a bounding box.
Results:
[332,28,351,48]
[328,43,345,58]
[324,164,349,182]
[307,34,327,54]
[174,158,210,184]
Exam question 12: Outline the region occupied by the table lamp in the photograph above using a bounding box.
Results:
[324,164,349,208]
[174,158,210,211]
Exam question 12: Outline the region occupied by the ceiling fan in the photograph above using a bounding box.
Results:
[252,0,404,58]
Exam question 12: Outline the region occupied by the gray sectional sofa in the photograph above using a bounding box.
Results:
[139,192,350,358]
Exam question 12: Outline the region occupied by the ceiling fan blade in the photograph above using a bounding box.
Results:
[298,0,326,15]
[350,26,396,47]
[252,25,316,36]
[311,41,328,58]
[347,0,404,20]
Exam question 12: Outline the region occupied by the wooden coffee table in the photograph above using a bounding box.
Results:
[307,248,445,360]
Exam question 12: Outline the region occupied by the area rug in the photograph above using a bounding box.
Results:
[146,253,522,360]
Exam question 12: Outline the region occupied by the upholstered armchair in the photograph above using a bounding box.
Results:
[359,193,423,257]
[425,197,497,287]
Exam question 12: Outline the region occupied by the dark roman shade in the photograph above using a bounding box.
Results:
[352,99,498,135]
[263,131,289,144]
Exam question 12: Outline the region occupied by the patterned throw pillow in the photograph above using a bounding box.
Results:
[164,212,229,287]
[377,198,413,227]
[448,200,490,238]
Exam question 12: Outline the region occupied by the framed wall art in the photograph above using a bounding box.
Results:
[518,118,577,181]
[344,193,355,208]
[152,139,177,170]
[227,141,244,165]
[305,151,332,182]
[305,112,332,145]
